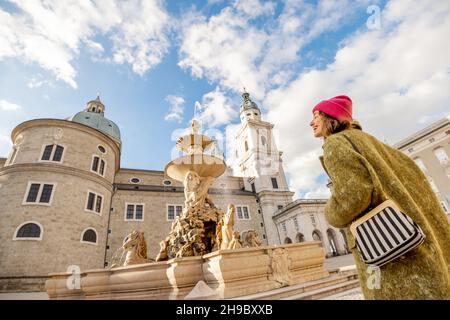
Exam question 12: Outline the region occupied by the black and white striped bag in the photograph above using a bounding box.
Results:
[350,200,425,267]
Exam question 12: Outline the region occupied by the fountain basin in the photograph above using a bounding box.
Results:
[45,242,329,300]
[164,154,226,181]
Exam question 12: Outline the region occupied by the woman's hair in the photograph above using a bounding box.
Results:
[319,111,352,137]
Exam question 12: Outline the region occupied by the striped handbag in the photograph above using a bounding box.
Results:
[349,199,425,267]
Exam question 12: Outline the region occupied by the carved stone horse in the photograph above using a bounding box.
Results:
[123,230,148,266]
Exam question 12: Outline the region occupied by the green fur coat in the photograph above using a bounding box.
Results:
[321,124,450,300]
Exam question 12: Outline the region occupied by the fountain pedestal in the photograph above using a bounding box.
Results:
[46,242,329,300]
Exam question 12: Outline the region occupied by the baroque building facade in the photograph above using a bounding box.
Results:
[0,94,347,292]
[394,116,450,214]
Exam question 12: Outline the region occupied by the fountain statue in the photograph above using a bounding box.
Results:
[156,119,230,261]
[110,230,150,267]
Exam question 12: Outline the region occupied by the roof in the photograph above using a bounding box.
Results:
[68,111,121,142]
[394,115,450,149]
[240,92,260,112]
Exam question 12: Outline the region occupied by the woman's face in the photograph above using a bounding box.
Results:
[310,111,324,138]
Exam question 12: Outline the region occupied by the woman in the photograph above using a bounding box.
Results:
[310,95,450,299]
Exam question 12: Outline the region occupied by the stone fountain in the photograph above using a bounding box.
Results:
[155,119,229,260]
[45,119,330,300]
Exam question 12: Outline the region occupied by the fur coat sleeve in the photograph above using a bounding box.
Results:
[322,134,373,228]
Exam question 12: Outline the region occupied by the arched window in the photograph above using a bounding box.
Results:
[327,229,338,256]
[312,230,322,247]
[81,228,97,244]
[340,229,349,254]
[433,147,449,165]
[261,136,266,146]
[413,158,427,172]
[284,237,292,244]
[14,222,42,240]
[296,233,305,243]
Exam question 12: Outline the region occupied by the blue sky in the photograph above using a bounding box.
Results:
[1,0,449,199]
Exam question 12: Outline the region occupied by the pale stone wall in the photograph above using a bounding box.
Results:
[106,188,265,264]
[9,120,119,183]
[115,168,244,190]
[0,168,111,276]
[0,120,118,290]
[396,118,450,214]
[114,169,182,187]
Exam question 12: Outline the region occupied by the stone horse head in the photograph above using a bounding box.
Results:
[123,230,148,266]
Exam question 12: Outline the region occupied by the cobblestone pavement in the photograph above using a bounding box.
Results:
[323,254,365,300]
[323,288,364,300]
[0,292,49,300]
[324,253,356,270]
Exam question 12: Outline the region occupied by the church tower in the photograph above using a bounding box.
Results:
[234,91,294,245]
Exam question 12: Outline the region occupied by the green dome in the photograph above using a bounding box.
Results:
[69,111,121,141]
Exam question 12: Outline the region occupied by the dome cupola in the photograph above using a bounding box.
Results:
[239,90,261,122]
[68,95,121,143]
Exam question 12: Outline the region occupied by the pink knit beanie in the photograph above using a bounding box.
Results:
[312,95,353,121]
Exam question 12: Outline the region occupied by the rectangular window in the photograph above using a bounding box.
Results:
[24,182,56,205]
[281,222,287,232]
[271,177,279,189]
[125,204,144,221]
[92,156,99,172]
[86,191,103,214]
[8,147,18,165]
[41,145,53,161]
[277,205,283,210]
[99,160,105,175]
[95,196,102,213]
[26,184,41,203]
[126,204,134,220]
[167,205,175,220]
[87,192,95,211]
[53,145,64,161]
[39,184,53,203]
[167,205,183,220]
[293,217,299,230]
[135,205,143,220]
[41,144,64,162]
[176,205,182,218]
[91,155,106,176]
[236,205,250,220]
[251,183,256,193]
[243,206,249,219]
[237,206,243,219]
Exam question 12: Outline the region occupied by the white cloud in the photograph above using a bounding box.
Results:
[27,75,54,89]
[0,133,12,158]
[304,186,331,200]
[0,99,22,111]
[233,0,275,18]
[178,7,268,99]
[164,95,185,123]
[265,0,450,197]
[0,0,171,88]
[195,88,237,128]
[179,0,450,199]
[178,0,368,99]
